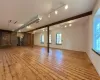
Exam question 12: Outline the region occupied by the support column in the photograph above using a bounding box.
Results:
[31,34,34,47]
[47,26,49,53]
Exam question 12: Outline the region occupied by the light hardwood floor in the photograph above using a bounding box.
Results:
[0,46,99,80]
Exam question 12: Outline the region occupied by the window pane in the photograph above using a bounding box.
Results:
[49,34,51,43]
[40,34,44,43]
[93,18,100,53]
[56,33,62,44]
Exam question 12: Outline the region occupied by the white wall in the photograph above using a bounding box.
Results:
[34,24,86,52]
[34,32,47,47]
[85,0,100,76]
[34,1,100,76]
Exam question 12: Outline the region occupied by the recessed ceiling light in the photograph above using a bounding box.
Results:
[48,14,50,18]
[39,16,42,20]
[27,26,31,29]
[18,30,21,32]
[55,10,58,15]
[65,5,68,10]
[65,25,67,28]
[69,24,72,27]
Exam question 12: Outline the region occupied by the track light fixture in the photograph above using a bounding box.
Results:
[65,5,68,10]
[14,15,42,32]
[55,10,58,15]
[14,21,17,24]
[47,4,68,18]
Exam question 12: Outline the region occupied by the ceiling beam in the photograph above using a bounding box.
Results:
[27,11,92,32]
[0,29,12,33]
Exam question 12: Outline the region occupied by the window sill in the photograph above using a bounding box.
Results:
[56,43,62,45]
[41,42,44,44]
[92,49,100,56]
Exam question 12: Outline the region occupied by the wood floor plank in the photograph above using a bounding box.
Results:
[0,46,100,80]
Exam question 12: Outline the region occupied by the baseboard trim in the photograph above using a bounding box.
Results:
[33,45,85,53]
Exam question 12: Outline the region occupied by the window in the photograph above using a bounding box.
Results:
[56,33,62,44]
[40,34,44,43]
[49,34,51,43]
[93,17,100,55]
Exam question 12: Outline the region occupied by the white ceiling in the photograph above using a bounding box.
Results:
[0,0,96,31]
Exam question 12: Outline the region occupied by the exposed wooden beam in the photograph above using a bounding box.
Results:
[27,11,92,32]
[0,29,12,33]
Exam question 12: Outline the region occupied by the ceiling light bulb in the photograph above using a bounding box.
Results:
[65,5,68,10]
[48,14,50,18]
[27,26,31,29]
[39,17,42,20]
[65,25,67,28]
[55,10,58,15]
[69,24,72,27]
[18,30,21,32]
